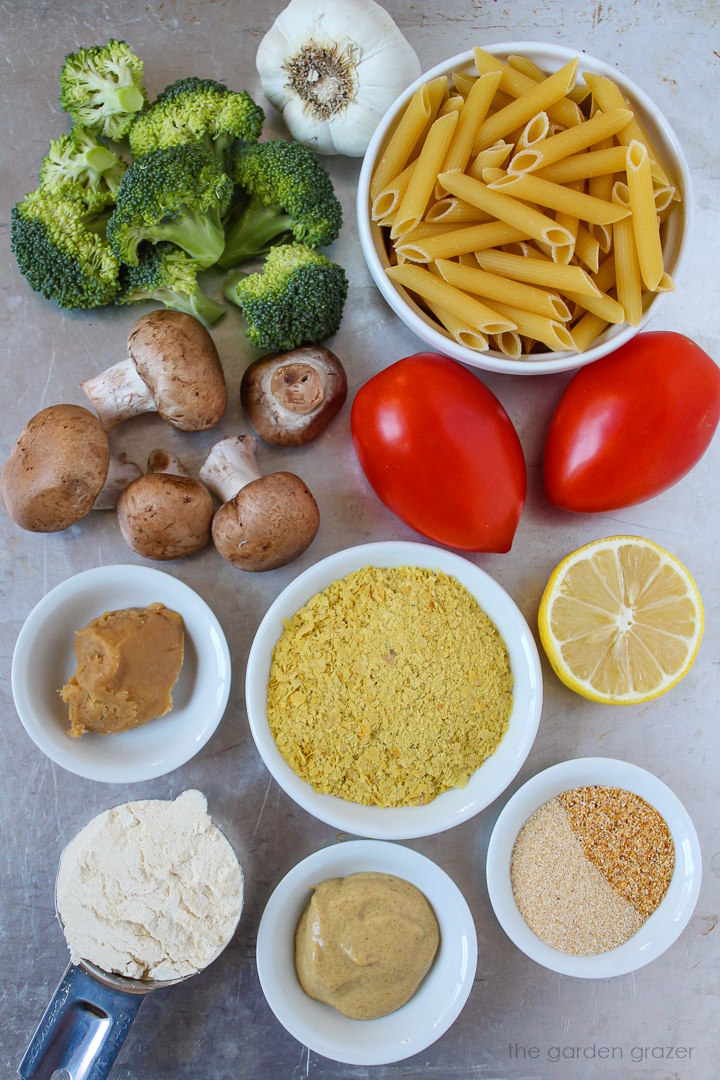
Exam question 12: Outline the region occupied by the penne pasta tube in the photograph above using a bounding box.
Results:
[397,221,530,262]
[468,143,514,179]
[593,253,617,294]
[488,172,631,225]
[492,329,523,358]
[653,186,676,213]
[508,108,632,173]
[425,300,490,351]
[436,258,572,320]
[386,263,517,333]
[417,76,450,144]
[391,111,458,238]
[612,187,643,325]
[371,85,431,200]
[452,71,477,97]
[426,197,492,224]
[626,140,664,290]
[476,248,602,297]
[563,286,625,323]
[517,112,550,149]
[586,137,615,252]
[439,95,465,117]
[472,59,579,153]
[571,311,608,351]
[534,145,628,184]
[655,272,675,292]
[555,179,584,262]
[398,221,482,242]
[473,49,583,130]
[487,300,577,351]
[582,72,673,187]
[508,54,591,106]
[438,171,574,247]
[481,167,506,185]
[437,72,502,185]
[372,161,416,221]
[575,224,601,273]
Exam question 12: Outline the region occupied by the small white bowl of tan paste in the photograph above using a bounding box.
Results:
[256,840,477,1065]
[486,757,702,977]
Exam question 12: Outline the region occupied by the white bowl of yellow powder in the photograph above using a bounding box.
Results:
[245,541,542,839]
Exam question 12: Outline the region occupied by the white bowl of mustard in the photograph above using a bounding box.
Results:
[256,840,477,1065]
[245,540,543,839]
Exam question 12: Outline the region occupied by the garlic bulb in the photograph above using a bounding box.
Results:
[256,0,422,157]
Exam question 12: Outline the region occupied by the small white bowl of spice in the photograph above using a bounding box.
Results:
[245,540,542,839]
[485,757,701,977]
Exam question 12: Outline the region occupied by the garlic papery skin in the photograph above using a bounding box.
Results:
[256,0,421,157]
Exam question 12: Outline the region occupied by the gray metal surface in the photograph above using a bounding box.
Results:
[1,1,718,1077]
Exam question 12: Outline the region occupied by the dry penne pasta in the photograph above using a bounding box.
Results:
[391,111,458,238]
[488,172,631,225]
[582,72,674,188]
[371,85,431,200]
[476,249,601,297]
[426,198,492,224]
[473,49,583,130]
[472,59,579,153]
[397,221,530,262]
[439,172,574,247]
[534,145,628,184]
[370,51,680,357]
[509,108,632,173]
[386,263,517,334]
[626,140,664,290]
[436,259,572,320]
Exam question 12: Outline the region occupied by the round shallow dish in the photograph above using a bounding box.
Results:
[357,42,692,375]
[256,839,477,1065]
[486,757,701,977]
[245,540,542,839]
[11,565,231,783]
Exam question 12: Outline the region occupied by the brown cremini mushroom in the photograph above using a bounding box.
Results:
[241,346,347,446]
[117,449,214,560]
[82,310,227,432]
[1,405,140,532]
[200,435,319,571]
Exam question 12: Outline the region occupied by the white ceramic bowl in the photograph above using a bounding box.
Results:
[357,42,692,375]
[11,565,231,783]
[256,839,477,1065]
[486,757,701,977]
[245,540,542,839]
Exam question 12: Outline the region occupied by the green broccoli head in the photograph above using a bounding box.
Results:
[223,243,347,351]
[11,190,119,310]
[118,243,225,327]
[59,39,146,140]
[128,76,264,165]
[218,140,343,269]
[107,143,233,267]
[39,126,127,211]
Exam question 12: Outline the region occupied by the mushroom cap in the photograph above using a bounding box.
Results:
[127,310,227,431]
[241,346,347,446]
[211,472,319,571]
[117,473,214,560]
[1,405,110,532]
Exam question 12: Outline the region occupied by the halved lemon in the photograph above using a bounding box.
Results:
[538,535,704,704]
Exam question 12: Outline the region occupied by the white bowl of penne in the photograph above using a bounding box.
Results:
[357,42,692,374]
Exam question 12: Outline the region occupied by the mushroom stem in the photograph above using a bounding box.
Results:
[92,454,143,510]
[147,449,190,478]
[82,357,157,431]
[200,435,261,503]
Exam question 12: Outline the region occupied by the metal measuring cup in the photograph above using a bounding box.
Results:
[18,837,243,1080]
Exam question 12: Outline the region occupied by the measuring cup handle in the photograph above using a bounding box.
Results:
[17,963,144,1080]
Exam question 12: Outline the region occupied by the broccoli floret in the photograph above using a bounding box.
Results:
[118,243,225,327]
[11,190,119,310]
[107,143,233,267]
[128,76,263,166]
[218,140,342,269]
[59,39,146,141]
[39,126,127,211]
[223,243,347,351]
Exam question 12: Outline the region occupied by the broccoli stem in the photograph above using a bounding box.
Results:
[85,145,118,172]
[222,269,247,303]
[145,207,226,268]
[218,195,294,269]
[108,84,144,114]
[155,288,226,328]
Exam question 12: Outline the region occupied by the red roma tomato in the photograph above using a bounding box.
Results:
[544,332,720,512]
[351,353,526,552]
